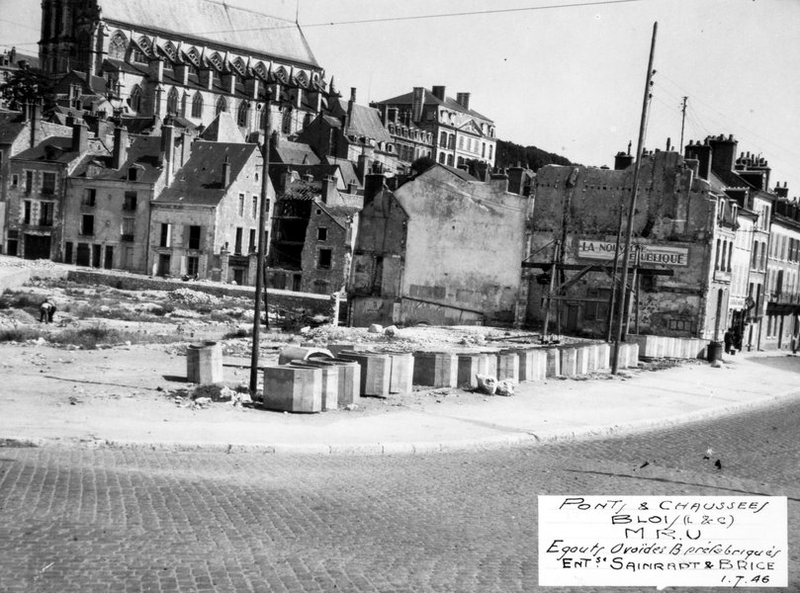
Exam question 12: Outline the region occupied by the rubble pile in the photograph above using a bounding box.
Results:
[167,288,220,306]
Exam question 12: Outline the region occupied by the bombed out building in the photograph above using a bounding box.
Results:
[521,148,736,340]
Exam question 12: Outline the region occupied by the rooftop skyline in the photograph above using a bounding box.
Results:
[2,0,798,195]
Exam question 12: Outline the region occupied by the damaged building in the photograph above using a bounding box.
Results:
[349,164,530,326]
[267,166,359,294]
[521,148,738,340]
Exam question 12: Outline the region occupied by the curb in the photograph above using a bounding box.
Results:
[1,388,797,455]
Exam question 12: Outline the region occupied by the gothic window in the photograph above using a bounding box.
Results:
[191,92,203,118]
[108,31,127,60]
[129,85,142,112]
[181,92,188,117]
[237,101,250,128]
[166,87,179,115]
[215,96,228,115]
[281,108,292,135]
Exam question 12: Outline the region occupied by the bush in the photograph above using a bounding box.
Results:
[0,291,41,311]
[50,325,121,349]
[0,327,43,342]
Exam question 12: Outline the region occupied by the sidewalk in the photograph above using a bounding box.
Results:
[2,342,798,454]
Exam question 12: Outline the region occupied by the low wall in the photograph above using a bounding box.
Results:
[66,269,336,316]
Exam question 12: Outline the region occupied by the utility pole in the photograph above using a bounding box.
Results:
[250,87,276,394]
[612,22,658,374]
[679,96,688,153]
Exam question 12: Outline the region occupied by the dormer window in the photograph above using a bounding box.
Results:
[128,168,138,181]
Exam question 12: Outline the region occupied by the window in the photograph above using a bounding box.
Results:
[64,242,73,263]
[166,87,179,115]
[83,188,96,206]
[82,214,94,236]
[23,201,31,224]
[318,248,332,269]
[24,170,33,193]
[191,92,203,119]
[448,135,455,149]
[39,202,54,226]
[237,101,250,128]
[131,48,147,64]
[123,191,137,211]
[121,217,135,241]
[715,238,721,270]
[439,131,447,146]
[215,96,228,115]
[447,154,454,167]
[41,172,56,195]
[11,174,18,187]
[238,194,245,216]
[130,85,142,112]
[234,227,243,254]
[248,229,256,253]
[108,31,127,60]
[187,256,199,277]
[159,223,171,247]
[317,227,328,242]
[281,108,292,135]
[128,168,138,181]
[188,225,201,250]
[252,196,258,218]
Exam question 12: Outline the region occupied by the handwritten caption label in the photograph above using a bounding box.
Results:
[539,496,787,588]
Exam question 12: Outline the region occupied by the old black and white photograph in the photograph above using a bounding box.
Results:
[0,0,798,591]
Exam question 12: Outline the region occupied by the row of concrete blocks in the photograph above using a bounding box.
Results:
[261,342,641,413]
[627,334,709,360]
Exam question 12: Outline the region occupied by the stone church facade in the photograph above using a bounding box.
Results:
[38,0,327,139]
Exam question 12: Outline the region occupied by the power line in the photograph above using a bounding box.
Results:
[192,0,654,35]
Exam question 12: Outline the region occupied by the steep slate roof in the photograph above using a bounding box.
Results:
[201,111,246,143]
[272,139,320,165]
[156,141,259,206]
[330,98,392,143]
[378,89,493,123]
[323,156,361,188]
[15,136,107,164]
[98,0,319,67]
[71,135,160,182]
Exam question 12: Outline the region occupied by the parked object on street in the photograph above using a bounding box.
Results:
[186,341,224,384]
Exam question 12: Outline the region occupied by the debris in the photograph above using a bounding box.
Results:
[714,459,722,470]
[495,379,515,396]
[193,397,212,408]
[711,360,724,368]
[475,374,497,395]
[68,396,81,405]
[368,323,383,334]
[639,461,650,469]
[384,325,398,337]
[345,403,359,411]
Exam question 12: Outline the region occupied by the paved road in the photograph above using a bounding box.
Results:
[1,394,798,592]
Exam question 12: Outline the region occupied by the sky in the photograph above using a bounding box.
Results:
[2,0,799,193]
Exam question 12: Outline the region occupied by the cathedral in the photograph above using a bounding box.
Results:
[39,0,328,139]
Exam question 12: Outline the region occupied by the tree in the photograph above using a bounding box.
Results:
[0,67,56,112]
[409,155,435,177]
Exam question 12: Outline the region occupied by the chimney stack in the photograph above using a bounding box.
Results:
[456,92,470,110]
[72,120,88,153]
[222,156,231,187]
[432,86,446,101]
[161,117,176,185]
[321,175,337,204]
[411,87,424,123]
[684,138,711,180]
[112,124,128,170]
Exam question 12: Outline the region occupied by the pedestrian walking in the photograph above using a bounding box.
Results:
[39,299,57,323]
[723,327,734,354]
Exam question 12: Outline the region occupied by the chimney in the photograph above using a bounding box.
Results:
[321,175,337,204]
[72,120,88,153]
[614,151,634,170]
[161,118,176,185]
[346,87,356,131]
[488,172,509,193]
[507,166,526,195]
[221,156,231,187]
[357,153,370,183]
[775,182,789,199]
[363,173,385,207]
[10,46,16,63]
[411,87,424,123]
[112,124,129,169]
[456,92,470,110]
[684,139,711,180]
[432,85,446,101]
[708,134,738,176]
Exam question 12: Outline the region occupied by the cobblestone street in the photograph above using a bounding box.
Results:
[1,392,798,593]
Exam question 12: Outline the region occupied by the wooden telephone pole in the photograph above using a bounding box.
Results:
[611,22,658,374]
